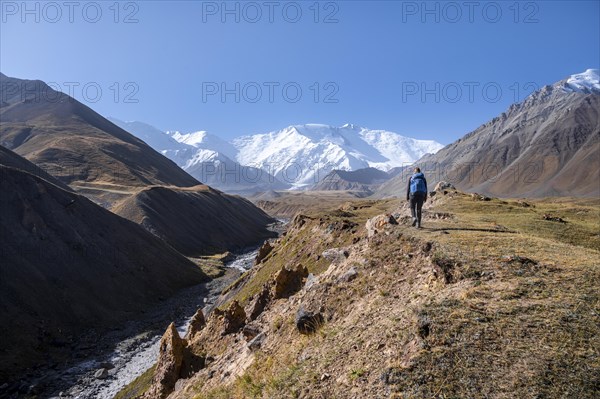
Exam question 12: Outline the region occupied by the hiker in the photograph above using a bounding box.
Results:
[406,167,428,228]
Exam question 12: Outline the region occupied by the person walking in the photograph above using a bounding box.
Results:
[406,167,428,228]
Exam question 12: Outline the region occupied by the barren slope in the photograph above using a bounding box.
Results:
[0,73,199,191]
[0,163,207,382]
[112,185,277,257]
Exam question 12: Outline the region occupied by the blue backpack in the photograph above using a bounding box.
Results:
[410,173,427,193]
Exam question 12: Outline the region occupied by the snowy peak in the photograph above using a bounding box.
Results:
[233,124,444,187]
[168,130,237,159]
[110,118,444,191]
[561,69,600,94]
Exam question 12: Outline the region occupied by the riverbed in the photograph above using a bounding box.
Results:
[3,248,260,399]
[58,247,265,399]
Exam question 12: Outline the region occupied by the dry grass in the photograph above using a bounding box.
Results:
[177,192,600,398]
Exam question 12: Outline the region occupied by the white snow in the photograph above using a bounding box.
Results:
[562,69,600,93]
[110,119,444,189]
[232,124,444,187]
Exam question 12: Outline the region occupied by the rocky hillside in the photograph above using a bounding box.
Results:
[122,189,599,398]
[311,167,392,194]
[0,150,207,383]
[0,73,199,195]
[112,185,277,257]
[377,70,600,198]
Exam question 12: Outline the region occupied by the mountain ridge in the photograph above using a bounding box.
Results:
[109,119,444,192]
[377,69,600,198]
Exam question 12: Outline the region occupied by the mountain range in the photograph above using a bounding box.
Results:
[0,73,278,382]
[109,118,444,194]
[377,69,600,198]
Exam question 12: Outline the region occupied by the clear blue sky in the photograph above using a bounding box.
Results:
[1,0,598,144]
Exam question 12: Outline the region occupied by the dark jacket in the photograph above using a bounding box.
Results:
[406,172,428,201]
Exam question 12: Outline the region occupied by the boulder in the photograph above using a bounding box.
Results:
[322,248,349,263]
[338,267,358,283]
[273,264,308,299]
[434,181,455,191]
[94,368,108,380]
[295,307,324,334]
[366,214,398,237]
[144,323,184,399]
[245,283,271,321]
[222,300,246,335]
[272,264,309,299]
[247,332,266,351]
[242,323,261,341]
[185,309,206,339]
[255,241,274,264]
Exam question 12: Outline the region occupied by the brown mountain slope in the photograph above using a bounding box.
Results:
[311,167,391,193]
[0,144,72,191]
[377,84,600,198]
[0,164,207,382]
[131,193,599,399]
[112,185,277,257]
[0,73,199,190]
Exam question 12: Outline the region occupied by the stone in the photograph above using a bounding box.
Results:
[245,284,271,321]
[242,323,261,341]
[247,332,266,351]
[99,362,115,370]
[255,241,274,264]
[320,373,331,381]
[295,307,324,334]
[143,323,185,399]
[322,248,349,263]
[185,309,206,339]
[366,214,398,237]
[222,300,246,335]
[94,368,108,380]
[338,267,358,283]
[272,264,309,299]
[304,273,318,290]
[433,181,455,191]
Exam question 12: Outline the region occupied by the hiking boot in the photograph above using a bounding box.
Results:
[417,221,421,229]
[411,218,417,227]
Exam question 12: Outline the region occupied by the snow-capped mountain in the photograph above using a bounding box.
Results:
[377,69,600,198]
[562,69,600,94]
[232,124,443,187]
[109,119,444,192]
[109,119,287,193]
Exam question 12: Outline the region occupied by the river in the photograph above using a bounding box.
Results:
[23,248,259,399]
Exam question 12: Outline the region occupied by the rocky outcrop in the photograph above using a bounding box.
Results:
[272,264,309,299]
[366,214,398,237]
[144,322,206,398]
[186,309,206,340]
[220,301,247,335]
[144,323,185,399]
[255,241,274,264]
[245,284,271,321]
[433,181,455,191]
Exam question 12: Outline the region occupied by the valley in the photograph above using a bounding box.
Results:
[115,187,600,399]
[0,66,598,399]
